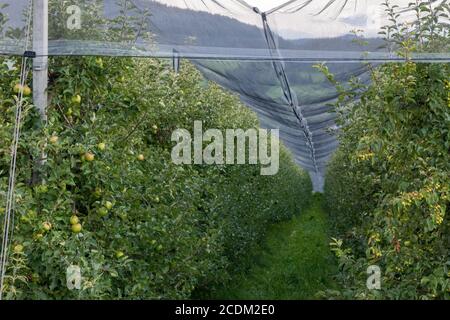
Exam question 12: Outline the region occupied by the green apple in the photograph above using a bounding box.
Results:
[23,85,31,96]
[34,233,43,240]
[42,221,52,231]
[49,135,59,144]
[98,142,106,151]
[13,84,31,96]
[84,152,95,162]
[98,207,109,217]
[71,95,82,104]
[71,223,82,233]
[104,201,113,210]
[94,187,102,198]
[95,57,104,68]
[13,83,21,93]
[13,244,24,253]
[70,215,79,225]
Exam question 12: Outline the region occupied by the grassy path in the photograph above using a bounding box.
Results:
[212,194,337,299]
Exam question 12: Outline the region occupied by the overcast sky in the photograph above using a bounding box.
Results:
[244,0,288,11]
[152,0,415,39]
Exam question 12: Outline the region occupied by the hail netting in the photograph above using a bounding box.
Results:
[1,0,449,190]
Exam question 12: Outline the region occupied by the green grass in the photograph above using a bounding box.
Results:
[210,194,337,300]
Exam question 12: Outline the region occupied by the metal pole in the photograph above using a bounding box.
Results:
[32,0,48,185]
[33,0,48,121]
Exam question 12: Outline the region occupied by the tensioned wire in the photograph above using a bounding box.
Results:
[0,0,33,300]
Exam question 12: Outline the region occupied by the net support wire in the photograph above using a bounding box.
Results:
[0,0,35,300]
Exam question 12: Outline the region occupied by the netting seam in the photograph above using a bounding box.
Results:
[260,12,320,173]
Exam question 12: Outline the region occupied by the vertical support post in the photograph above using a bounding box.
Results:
[172,49,180,74]
[33,0,48,121]
[32,0,48,185]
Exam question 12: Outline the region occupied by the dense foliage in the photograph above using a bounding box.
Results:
[324,61,449,299]
[0,56,311,299]
[323,1,449,300]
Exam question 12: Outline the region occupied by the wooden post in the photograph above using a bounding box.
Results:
[33,0,48,121]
